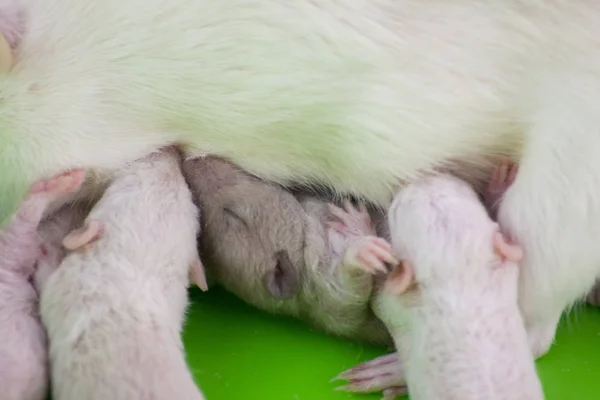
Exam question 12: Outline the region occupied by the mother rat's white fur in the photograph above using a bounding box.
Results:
[1,0,600,357]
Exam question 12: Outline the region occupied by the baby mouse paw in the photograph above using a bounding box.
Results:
[328,200,375,236]
[343,236,397,274]
[332,352,407,398]
[29,169,86,200]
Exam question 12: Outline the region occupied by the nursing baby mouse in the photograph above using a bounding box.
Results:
[38,147,206,400]
[0,169,85,400]
[377,172,541,400]
[183,156,393,345]
[340,166,542,400]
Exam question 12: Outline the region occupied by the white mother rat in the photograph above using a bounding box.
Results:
[1,0,600,363]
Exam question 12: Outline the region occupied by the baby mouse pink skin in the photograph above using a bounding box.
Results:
[61,218,208,291]
[371,173,542,400]
[328,201,398,276]
[59,188,208,292]
[61,220,103,250]
[0,169,85,400]
[61,217,208,291]
[188,258,208,292]
[337,160,524,399]
[493,230,523,264]
[38,148,205,400]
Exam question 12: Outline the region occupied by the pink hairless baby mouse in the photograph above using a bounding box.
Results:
[376,170,541,400]
[38,148,206,400]
[0,169,86,400]
[338,161,542,400]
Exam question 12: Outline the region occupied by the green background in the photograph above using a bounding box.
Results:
[184,287,600,400]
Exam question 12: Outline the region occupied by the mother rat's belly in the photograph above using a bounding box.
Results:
[0,0,530,222]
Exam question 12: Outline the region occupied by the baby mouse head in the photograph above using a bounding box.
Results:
[183,156,307,313]
[386,173,522,302]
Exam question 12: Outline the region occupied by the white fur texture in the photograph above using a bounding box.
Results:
[39,149,204,400]
[1,0,600,358]
[373,174,544,400]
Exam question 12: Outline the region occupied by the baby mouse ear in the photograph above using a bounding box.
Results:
[263,250,300,300]
[493,231,523,263]
[62,220,104,250]
[385,260,415,295]
[0,33,13,73]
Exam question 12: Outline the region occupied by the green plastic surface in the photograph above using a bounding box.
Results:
[184,287,600,400]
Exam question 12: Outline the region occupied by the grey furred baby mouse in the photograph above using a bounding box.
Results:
[183,156,392,345]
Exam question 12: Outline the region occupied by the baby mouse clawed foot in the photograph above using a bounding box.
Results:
[329,200,399,274]
[0,168,85,275]
[17,168,86,229]
[327,200,406,399]
[328,200,375,235]
[28,169,86,198]
[333,352,407,399]
[343,236,398,275]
